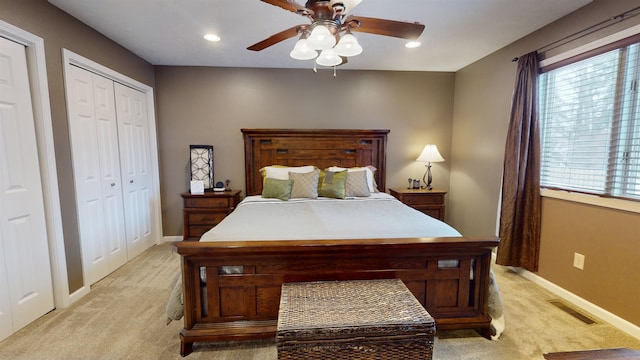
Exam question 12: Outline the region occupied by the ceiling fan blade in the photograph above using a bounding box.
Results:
[345,16,425,40]
[260,0,312,15]
[330,0,361,14]
[247,25,303,51]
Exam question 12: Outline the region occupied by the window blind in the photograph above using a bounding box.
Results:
[539,42,640,200]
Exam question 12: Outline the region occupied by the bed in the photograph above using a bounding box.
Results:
[172,129,500,356]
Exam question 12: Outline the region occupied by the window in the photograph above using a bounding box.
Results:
[539,37,640,201]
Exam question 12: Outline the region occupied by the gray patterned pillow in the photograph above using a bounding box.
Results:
[345,170,371,197]
[289,169,320,198]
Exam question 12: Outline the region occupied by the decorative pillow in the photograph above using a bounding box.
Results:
[262,178,294,201]
[260,165,316,180]
[327,166,378,192]
[344,170,371,197]
[289,169,320,198]
[317,170,348,199]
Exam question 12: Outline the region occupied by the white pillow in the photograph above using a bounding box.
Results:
[327,166,377,192]
[260,165,316,180]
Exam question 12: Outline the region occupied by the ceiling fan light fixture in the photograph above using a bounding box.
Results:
[335,33,362,57]
[316,48,342,67]
[203,34,220,42]
[405,41,421,48]
[290,38,318,60]
[307,24,336,50]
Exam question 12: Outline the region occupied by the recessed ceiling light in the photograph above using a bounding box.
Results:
[405,41,421,48]
[204,34,221,42]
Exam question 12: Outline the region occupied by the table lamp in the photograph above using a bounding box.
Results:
[416,144,444,190]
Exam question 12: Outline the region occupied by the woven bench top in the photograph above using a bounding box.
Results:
[278,279,434,331]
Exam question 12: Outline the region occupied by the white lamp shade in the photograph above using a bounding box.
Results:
[315,48,342,66]
[290,38,318,60]
[335,33,362,57]
[307,25,336,50]
[416,144,445,163]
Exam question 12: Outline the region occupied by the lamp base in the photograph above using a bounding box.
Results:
[421,162,433,190]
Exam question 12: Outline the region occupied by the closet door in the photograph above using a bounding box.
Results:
[67,66,127,285]
[0,36,54,340]
[114,83,153,259]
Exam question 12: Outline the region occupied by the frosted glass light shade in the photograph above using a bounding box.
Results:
[416,144,445,163]
[307,25,336,50]
[290,39,318,60]
[335,33,362,57]
[315,48,342,66]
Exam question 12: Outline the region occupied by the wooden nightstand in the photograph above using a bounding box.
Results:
[181,190,241,240]
[389,188,447,221]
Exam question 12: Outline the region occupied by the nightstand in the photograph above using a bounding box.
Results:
[181,190,241,240]
[389,188,447,221]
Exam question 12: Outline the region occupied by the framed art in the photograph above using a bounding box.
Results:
[189,145,214,191]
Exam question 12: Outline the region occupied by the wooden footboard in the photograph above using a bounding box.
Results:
[172,236,499,356]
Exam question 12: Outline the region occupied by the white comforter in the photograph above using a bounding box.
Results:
[173,192,504,339]
[200,192,461,242]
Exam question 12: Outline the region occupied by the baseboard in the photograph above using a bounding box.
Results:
[67,285,90,306]
[163,235,182,243]
[518,269,640,341]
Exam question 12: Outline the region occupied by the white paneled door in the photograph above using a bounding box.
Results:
[67,66,127,285]
[0,36,54,341]
[67,66,153,285]
[114,83,153,259]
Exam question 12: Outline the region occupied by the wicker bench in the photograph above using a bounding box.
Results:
[276,279,435,360]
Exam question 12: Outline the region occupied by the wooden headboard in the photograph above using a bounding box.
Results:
[242,129,389,196]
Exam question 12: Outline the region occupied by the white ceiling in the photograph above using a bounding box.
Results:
[48,0,593,72]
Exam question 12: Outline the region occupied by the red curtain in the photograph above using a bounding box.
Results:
[496,51,541,272]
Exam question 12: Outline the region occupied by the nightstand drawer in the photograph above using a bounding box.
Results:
[402,193,444,206]
[389,188,447,222]
[188,212,227,225]
[188,225,217,238]
[184,197,230,208]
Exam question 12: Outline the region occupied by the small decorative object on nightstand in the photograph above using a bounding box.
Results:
[389,187,447,221]
[181,190,241,240]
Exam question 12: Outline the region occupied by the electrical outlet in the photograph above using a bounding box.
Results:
[573,253,585,270]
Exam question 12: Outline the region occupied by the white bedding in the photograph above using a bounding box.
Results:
[200,192,461,242]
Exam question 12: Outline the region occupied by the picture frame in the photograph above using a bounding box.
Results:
[189,145,214,191]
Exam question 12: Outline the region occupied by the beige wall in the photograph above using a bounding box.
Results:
[0,0,155,292]
[539,198,640,325]
[155,66,455,235]
[451,0,640,326]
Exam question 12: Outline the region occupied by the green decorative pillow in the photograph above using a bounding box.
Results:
[344,170,371,197]
[289,169,320,198]
[262,178,294,201]
[317,170,348,199]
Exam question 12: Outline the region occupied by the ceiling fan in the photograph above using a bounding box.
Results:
[247,0,425,67]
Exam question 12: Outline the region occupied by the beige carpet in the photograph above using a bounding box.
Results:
[0,242,638,360]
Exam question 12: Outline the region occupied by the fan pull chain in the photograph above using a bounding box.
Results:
[313,63,317,73]
[333,66,337,78]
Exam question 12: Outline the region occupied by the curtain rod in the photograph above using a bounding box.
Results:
[512,5,640,62]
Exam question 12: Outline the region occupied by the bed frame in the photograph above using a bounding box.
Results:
[172,129,499,356]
